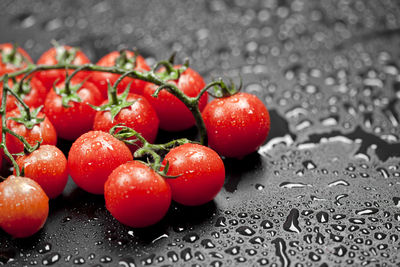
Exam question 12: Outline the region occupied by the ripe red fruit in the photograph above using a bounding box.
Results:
[93,93,159,151]
[90,50,150,98]
[0,77,47,111]
[105,161,171,228]
[163,143,225,206]
[36,45,90,90]
[43,78,103,140]
[68,131,133,194]
[15,145,68,198]
[202,92,270,158]
[143,67,208,131]
[6,109,57,156]
[0,43,32,75]
[0,175,49,238]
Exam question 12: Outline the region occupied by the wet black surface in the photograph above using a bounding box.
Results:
[1,0,400,266]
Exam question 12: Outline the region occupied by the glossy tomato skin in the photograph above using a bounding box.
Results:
[36,46,90,90]
[163,143,225,206]
[105,161,171,228]
[43,79,103,140]
[6,109,57,156]
[0,175,49,238]
[90,51,150,98]
[143,67,208,131]
[93,93,159,150]
[0,43,33,75]
[15,145,68,199]
[0,76,47,111]
[68,131,133,194]
[202,92,270,158]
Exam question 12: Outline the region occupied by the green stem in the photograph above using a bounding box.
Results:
[6,87,32,121]
[2,63,209,145]
[110,70,137,104]
[0,75,20,176]
[110,124,190,172]
[64,64,90,94]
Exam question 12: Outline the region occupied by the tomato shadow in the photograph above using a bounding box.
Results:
[56,138,74,157]
[223,152,265,193]
[126,200,217,245]
[155,127,199,147]
[0,227,45,252]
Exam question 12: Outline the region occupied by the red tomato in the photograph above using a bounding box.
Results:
[90,50,150,98]
[0,43,32,75]
[163,143,225,206]
[36,45,90,90]
[105,161,171,228]
[15,145,68,198]
[202,92,270,158]
[6,109,57,156]
[93,93,159,151]
[43,78,103,140]
[0,76,47,111]
[0,175,49,238]
[143,66,208,131]
[68,131,133,194]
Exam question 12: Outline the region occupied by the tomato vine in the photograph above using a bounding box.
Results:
[6,58,236,146]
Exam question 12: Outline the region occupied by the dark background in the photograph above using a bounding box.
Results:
[1,0,400,266]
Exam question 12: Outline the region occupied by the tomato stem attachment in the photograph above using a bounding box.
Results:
[110,124,191,176]
[1,57,235,146]
[0,75,40,176]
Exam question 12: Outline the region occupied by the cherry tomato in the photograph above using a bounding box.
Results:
[143,66,208,131]
[202,92,270,158]
[163,143,225,206]
[105,161,171,228]
[14,145,68,198]
[0,43,32,75]
[0,76,47,111]
[68,131,133,194]
[93,93,159,151]
[43,78,103,140]
[90,50,150,98]
[6,109,57,156]
[0,175,49,238]
[36,45,90,90]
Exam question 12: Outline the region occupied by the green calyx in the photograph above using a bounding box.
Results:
[9,104,45,130]
[110,124,190,177]
[11,77,32,98]
[54,80,83,108]
[1,44,24,68]
[209,78,242,98]
[152,53,188,82]
[114,50,137,70]
[90,82,135,121]
[52,40,78,64]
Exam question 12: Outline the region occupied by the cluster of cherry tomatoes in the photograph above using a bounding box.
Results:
[0,43,270,238]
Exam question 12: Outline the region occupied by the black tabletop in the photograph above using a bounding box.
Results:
[1,0,400,266]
